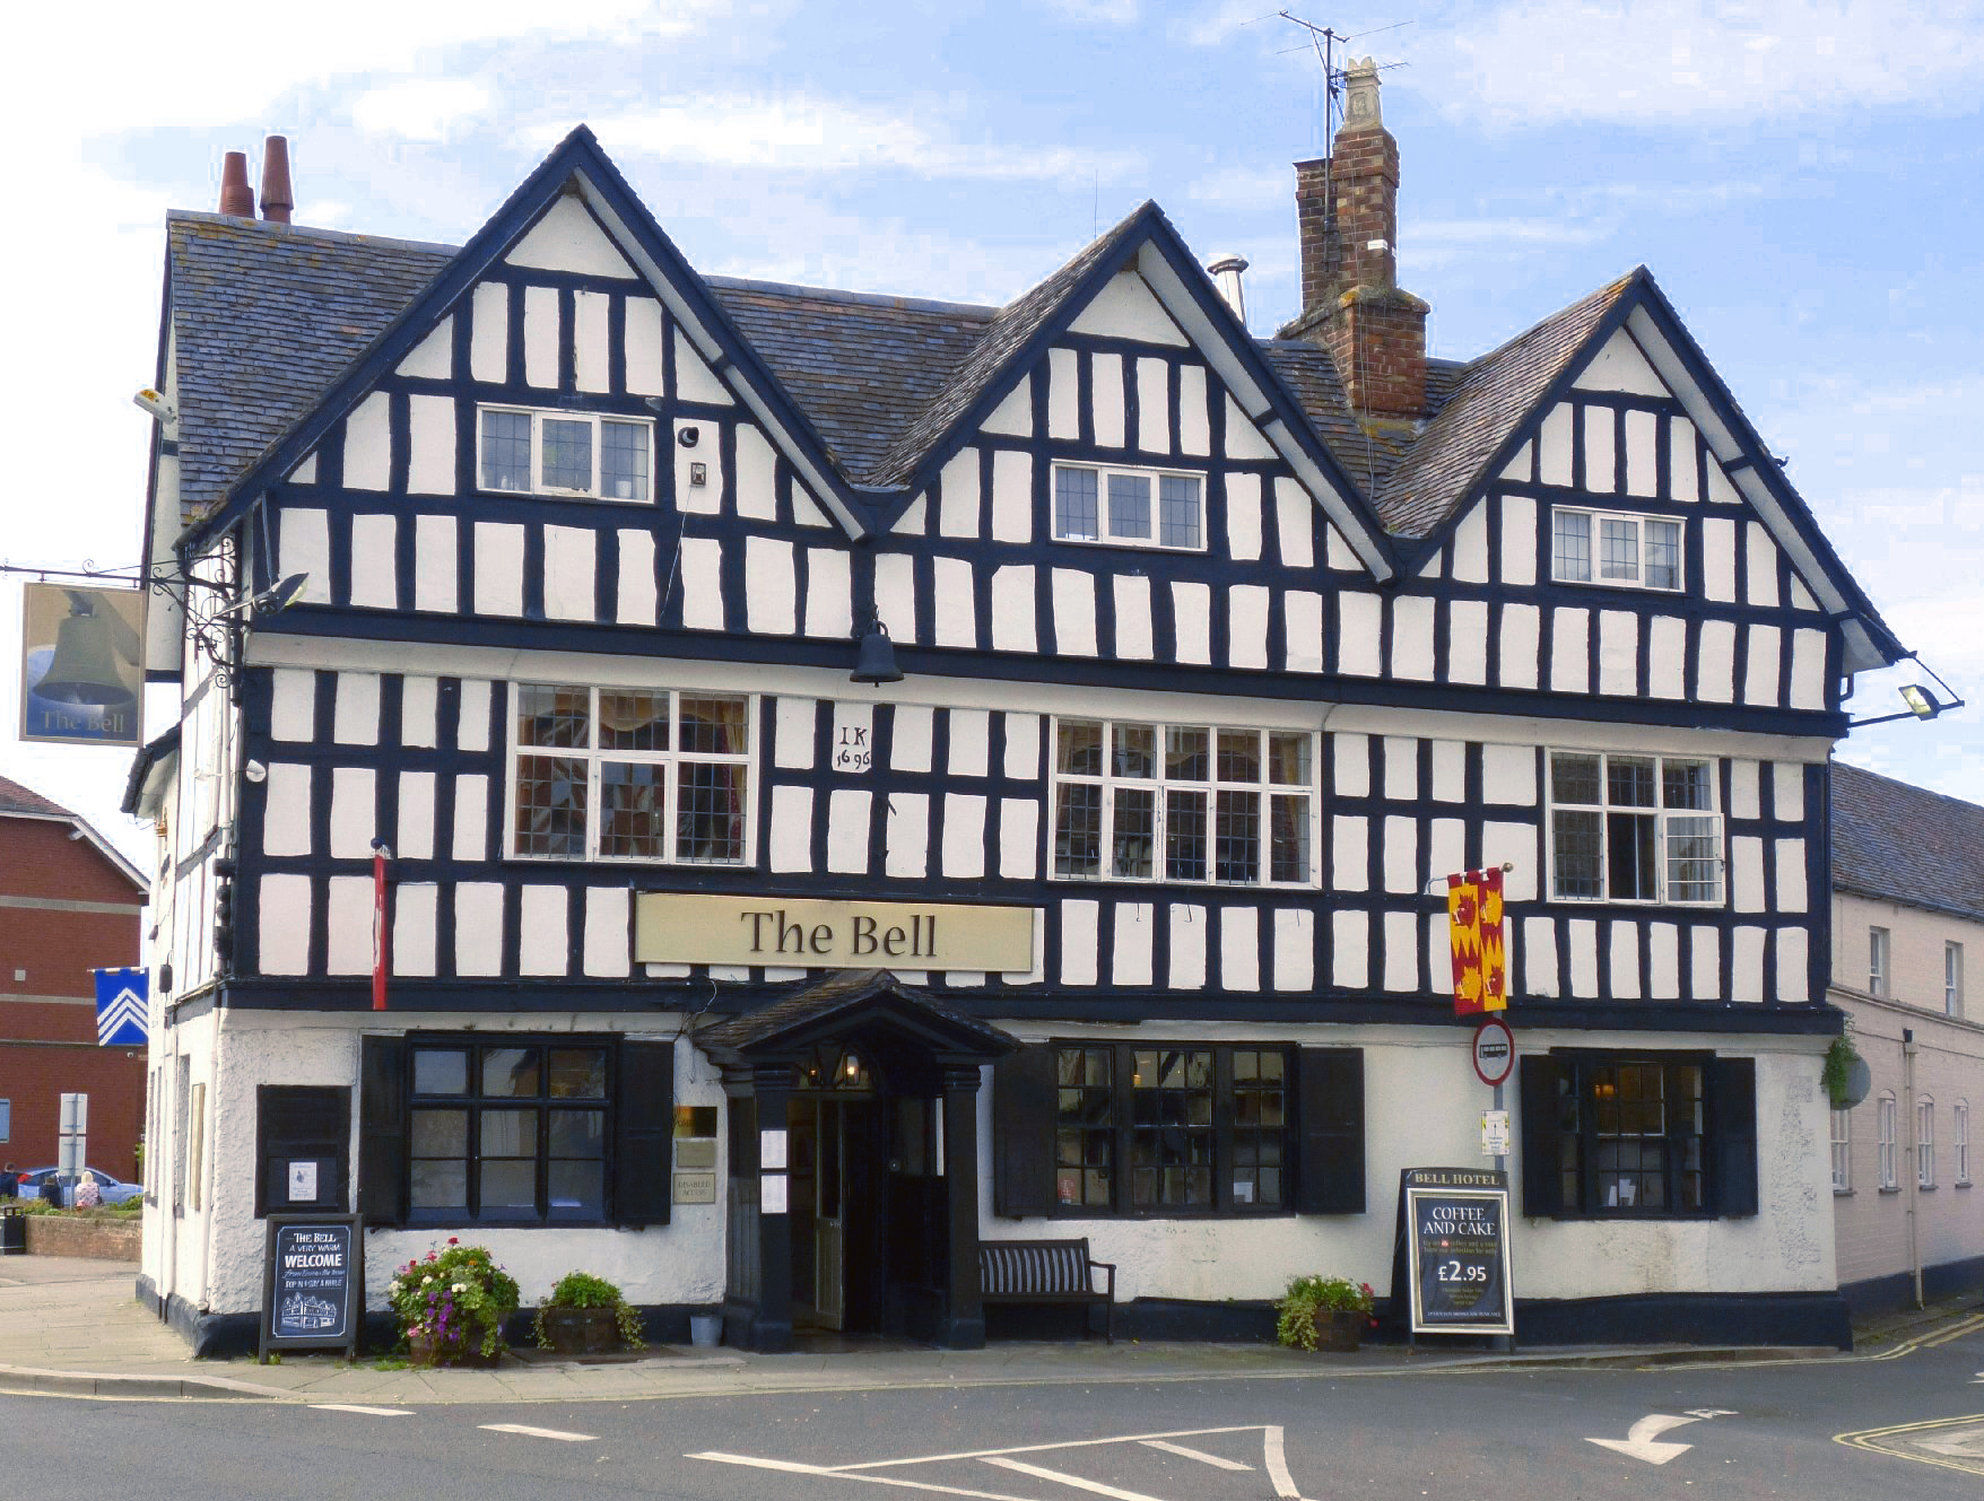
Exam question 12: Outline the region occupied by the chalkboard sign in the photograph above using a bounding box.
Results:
[259,1214,363,1361]
[1399,1168,1514,1337]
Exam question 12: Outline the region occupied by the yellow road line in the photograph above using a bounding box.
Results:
[1835,1412,1984,1478]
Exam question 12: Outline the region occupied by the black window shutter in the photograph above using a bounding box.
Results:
[992,1046,1056,1217]
[616,1040,675,1227]
[1519,1055,1564,1217]
[1707,1056,1758,1217]
[358,1035,407,1227]
[1295,1047,1364,1214]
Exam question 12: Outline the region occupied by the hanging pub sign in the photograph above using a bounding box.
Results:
[1446,868,1507,1015]
[259,1214,363,1361]
[19,583,145,748]
[1395,1167,1515,1338]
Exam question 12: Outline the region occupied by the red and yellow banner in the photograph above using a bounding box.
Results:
[1447,868,1507,1015]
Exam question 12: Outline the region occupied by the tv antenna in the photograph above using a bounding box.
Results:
[1276,12,1411,156]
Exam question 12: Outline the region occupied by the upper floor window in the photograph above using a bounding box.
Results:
[1829,1107,1850,1194]
[479,406,653,502]
[508,685,752,864]
[1548,752,1721,904]
[1053,464,1204,551]
[1552,508,1682,591]
[1869,927,1891,998]
[1946,941,1964,1017]
[1877,1092,1898,1189]
[1918,1096,1936,1189]
[1052,719,1314,887]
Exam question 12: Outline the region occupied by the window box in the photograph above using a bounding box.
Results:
[1050,719,1316,888]
[1547,751,1722,904]
[1551,507,1682,591]
[478,406,654,502]
[507,685,754,865]
[1053,464,1205,551]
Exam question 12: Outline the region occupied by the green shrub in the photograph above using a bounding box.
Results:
[533,1269,644,1349]
[1275,1275,1375,1351]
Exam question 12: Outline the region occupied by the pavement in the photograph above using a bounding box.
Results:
[0,1254,1976,1406]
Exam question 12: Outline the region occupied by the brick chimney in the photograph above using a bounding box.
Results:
[1278,57,1428,424]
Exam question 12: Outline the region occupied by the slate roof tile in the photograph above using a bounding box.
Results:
[1831,761,1984,923]
[0,773,71,819]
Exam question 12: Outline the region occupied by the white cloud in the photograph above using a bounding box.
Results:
[350,79,495,142]
[1174,0,1281,48]
[1416,1,1984,128]
[1038,0,1141,20]
[1183,164,1292,209]
[581,95,1143,183]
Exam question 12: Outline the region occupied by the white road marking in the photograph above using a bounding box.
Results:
[479,1423,597,1442]
[1137,1439,1252,1470]
[1683,1409,1737,1420]
[981,1456,1167,1501]
[690,1453,1033,1501]
[1261,1425,1310,1501]
[1586,1413,1699,1466]
[833,1425,1265,1471]
[310,1404,412,1417]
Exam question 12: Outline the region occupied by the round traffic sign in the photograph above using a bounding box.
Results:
[1471,1017,1515,1087]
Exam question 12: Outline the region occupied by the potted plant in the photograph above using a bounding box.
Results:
[532,1270,645,1356]
[1276,1275,1376,1353]
[387,1238,520,1366]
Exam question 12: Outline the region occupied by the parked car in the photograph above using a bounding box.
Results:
[13,1168,142,1207]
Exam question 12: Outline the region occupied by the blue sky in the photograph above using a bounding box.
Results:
[4,0,1980,855]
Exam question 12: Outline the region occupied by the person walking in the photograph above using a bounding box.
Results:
[0,1163,17,1199]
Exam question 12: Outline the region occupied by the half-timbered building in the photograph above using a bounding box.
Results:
[130,64,1904,1353]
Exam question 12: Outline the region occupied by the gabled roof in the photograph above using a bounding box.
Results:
[1264,341,1466,499]
[0,773,68,818]
[0,774,146,890]
[694,968,1020,1064]
[1832,762,1984,925]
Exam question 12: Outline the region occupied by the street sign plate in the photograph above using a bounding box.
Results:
[1471,1018,1515,1087]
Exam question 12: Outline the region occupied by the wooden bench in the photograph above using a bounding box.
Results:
[978,1239,1116,1343]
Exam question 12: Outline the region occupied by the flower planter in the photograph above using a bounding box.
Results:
[407,1331,503,1368]
[1314,1309,1365,1353]
[540,1305,620,1355]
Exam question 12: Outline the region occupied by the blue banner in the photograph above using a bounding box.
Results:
[93,967,148,1046]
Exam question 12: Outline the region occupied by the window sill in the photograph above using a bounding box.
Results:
[1878,1186,1902,1195]
[1832,1188,1852,1197]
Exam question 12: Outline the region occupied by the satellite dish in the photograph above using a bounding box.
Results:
[1839,1056,1873,1110]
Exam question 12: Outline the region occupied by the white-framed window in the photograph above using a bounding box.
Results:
[1829,1107,1851,1194]
[0,1097,9,1143]
[1052,464,1205,551]
[507,685,753,864]
[1050,719,1316,887]
[1552,507,1683,591]
[1877,1092,1898,1189]
[478,406,654,502]
[1955,1100,1970,1186]
[1547,751,1722,904]
[1946,941,1964,1017]
[1918,1096,1936,1188]
[1869,927,1891,998]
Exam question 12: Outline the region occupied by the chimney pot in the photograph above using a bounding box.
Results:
[1207,252,1249,324]
[259,135,294,224]
[218,151,253,218]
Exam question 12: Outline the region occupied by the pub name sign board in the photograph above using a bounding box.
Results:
[1400,1167,1515,1338]
[634,895,1035,973]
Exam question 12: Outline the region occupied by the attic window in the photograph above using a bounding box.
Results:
[479,406,653,503]
[1552,508,1681,592]
[1054,464,1204,552]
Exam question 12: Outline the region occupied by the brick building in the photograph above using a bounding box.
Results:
[0,775,147,1177]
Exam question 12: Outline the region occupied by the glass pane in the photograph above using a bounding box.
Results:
[479,410,531,492]
[479,1159,536,1214]
[1551,752,1601,806]
[1266,733,1310,786]
[1608,758,1657,807]
[1216,730,1260,784]
[1165,789,1208,881]
[1159,475,1202,548]
[516,684,590,749]
[1054,467,1099,540]
[411,1109,467,1156]
[482,1050,540,1098]
[1665,815,1721,902]
[410,1159,468,1210]
[1215,790,1260,883]
[1112,787,1155,879]
[514,756,587,857]
[676,761,746,862]
[1269,793,1310,882]
[480,1107,538,1155]
[1552,510,1591,582]
[548,1160,604,1216]
[599,761,666,859]
[600,420,650,501]
[548,1049,608,1100]
[1165,727,1209,781]
[1553,809,1603,898]
[412,1049,469,1096]
[1112,723,1156,778]
[1057,721,1104,777]
[1662,760,1714,811]
[1608,811,1659,900]
[679,695,748,755]
[1600,517,1639,580]
[1055,783,1102,877]
[1107,473,1151,538]
[1645,519,1681,589]
[547,1109,606,1157]
[597,691,669,752]
[540,418,592,491]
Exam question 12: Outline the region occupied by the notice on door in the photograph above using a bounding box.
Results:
[634,894,1035,972]
[1399,1168,1514,1337]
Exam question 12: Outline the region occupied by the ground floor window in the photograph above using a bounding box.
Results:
[1917,1096,1936,1189]
[1956,1101,1970,1186]
[1520,1051,1754,1218]
[1830,1108,1851,1193]
[1877,1092,1898,1190]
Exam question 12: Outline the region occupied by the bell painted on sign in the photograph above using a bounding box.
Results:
[37,592,137,709]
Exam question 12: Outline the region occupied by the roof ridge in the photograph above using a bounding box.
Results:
[1833,759,1984,817]
[168,208,461,260]
[705,274,1000,320]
